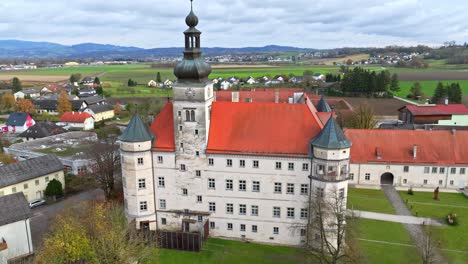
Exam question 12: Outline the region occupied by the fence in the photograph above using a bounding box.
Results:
[157,231,202,252]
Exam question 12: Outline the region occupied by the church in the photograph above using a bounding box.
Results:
[119,2,468,246]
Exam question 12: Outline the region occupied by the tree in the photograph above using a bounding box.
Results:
[114,102,123,116]
[390,73,400,92]
[432,82,447,104]
[447,83,462,104]
[1,93,15,112]
[421,224,441,264]
[57,90,72,115]
[350,104,377,129]
[346,59,353,65]
[93,77,101,85]
[410,82,423,97]
[0,153,15,165]
[156,72,162,83]
[69,73,82,83]
[44,179,64,197]
[96,86,104,95]
[305,187,361,264]
[304,70,314,77]
[86,128,121,199]
[128,78,138,87]
[11,77,22,93]
[35,202,154,264]
[15,99,35,114]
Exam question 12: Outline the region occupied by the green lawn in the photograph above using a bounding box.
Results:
[399,191,468,263]
[148,238,305,264]
[347,188,395,214]
[394,80,468,100]
[355,219,421,264]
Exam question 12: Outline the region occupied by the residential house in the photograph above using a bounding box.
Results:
[245,76,257,85]
[81,77,94,86]
[14,89,40,100]
[83,103,115,122]
[0,193,33,263]
[34,99,58,115]
[78,88,97,97]
[163,79,174,88]
[63,83,79,94]
[58,112,95,130]
[398,104,468,126]
[273,75,288,82]
[312,74,325,81]
[147,80,159,87]
[220,80,233,90]
[0,155,65,201]
[40,84,61,94]
[289,76,304,84]
[18,122,66,141]
[5,113,35,133]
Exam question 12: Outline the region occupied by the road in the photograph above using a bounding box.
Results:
[29,189,104,250]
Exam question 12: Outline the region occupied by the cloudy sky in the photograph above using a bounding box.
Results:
[0,0,466,49]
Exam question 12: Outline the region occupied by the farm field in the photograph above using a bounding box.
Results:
[394,80,468,100]
[399,191,468,263]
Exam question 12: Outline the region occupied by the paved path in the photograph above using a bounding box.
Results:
[30,189,104,250]
[393,95,420,105]
[382,185,448,264]
[348,210,444,226]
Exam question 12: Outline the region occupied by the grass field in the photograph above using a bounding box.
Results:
[394,80,468,101]
[149,238,305,264]
[399,191,468,263]
[347,188,395,214]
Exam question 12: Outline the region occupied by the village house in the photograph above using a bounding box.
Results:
[5,113,35,133]
[398,104,468,126]
[0,193,33,263]
[83,103,115,122]
[40,84,61,94]
[0,155,65,202]
[245,76,257,85]
[14,89,40,100]
[147,80,159,87]
[18,122,66,141]
[80,77,94,86]
[58,112,95,130]
[78,88,97,97]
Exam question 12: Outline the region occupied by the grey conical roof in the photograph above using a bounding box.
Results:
[311,117,351,149]
[317,96,332,112]
[120,114,155,142]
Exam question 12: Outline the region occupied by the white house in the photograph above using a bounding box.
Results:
[5,113,35,133]
[0,193,33,263]
[220,80,233,90]
[147,80,159,87]
[58,112,95,130]
[14,89,40,100]
[245,76,257,85]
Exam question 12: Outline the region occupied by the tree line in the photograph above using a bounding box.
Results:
[340,67,399,96]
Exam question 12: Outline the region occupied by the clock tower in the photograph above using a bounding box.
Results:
[172,0,213,159]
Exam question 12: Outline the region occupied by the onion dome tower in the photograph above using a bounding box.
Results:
[174,0,212,83]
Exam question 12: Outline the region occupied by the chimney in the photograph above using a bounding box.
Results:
[452,129,456,136]
[413,145,418,159]
[72,111,74,115]
[274,90,279,103]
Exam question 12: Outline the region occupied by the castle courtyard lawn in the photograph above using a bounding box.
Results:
[148,238,306,264]
[347,188,395,214]
[399,191,468,263]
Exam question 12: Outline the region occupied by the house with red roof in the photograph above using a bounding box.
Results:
[344,129,468,188]
[58,112,94,131]
[398,104,468,126]
[118,5,353,248]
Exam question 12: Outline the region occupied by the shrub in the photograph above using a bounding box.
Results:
[447,212,458,226]
[44,179,64,197]
[407,187,414,195]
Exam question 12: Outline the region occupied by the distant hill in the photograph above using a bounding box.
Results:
[0,40,313,59]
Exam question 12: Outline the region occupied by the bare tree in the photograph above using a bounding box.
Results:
[349,104,377,129]
[421,224,441,264]
[305,187,361,264]
[86,126,121,199]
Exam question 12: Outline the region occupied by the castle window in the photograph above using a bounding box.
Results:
[288,163,294,171]
[158,177,165,187]
[239,204,246,215]
[439,168,445,174]
[432,167,437,174]
[450,168,456,174]
[403,179,407,184]
[301,229,306,236]
[461,168,466,174]
[403,166,409,172]
[209,202,216,212]
[159,199,166,209]
[252,225,258,233]
[339,188,345,199]
[239,180,246,191]
[424,167,430,173]
[196,170,201,177]
[252,181,260,192]
[274,183,282,193]
[208,178,215,189]
[226,203,233,214]
[138,158,144,165]
[301,208,308,219]
[240,224,246,232]
[239,160,245,168]
[273,207,280,218]
[185,110,190,121]
[196,151,200,157]
[138,179,146,190]
[302,163,309,171]
[161,218,167,225]
[349,173,354,180]
[450,180,454,185]
[195,129,199,135]
[197,195,202,203]
[226,159,232,167]
[180,164,186,171]
[287,183,294,194]
[365,173,370,181]
[287,208,295,218]
[275,162,282,170]
[226,179,233,190]
[178,111,181,116]
[227,223,233,230]
[253,160,259,168]
[251,205,259,216]
[182,188,188,196]
[439,180,443,185]
[300,184,309,195]
[190,110,195,122]
[157,156,163,163]
[140,201,148,211]
[273,227,279,235]
[208,158,214,166]
[424,179,428,184]
[210,221,215,229]
[316,188,324,198]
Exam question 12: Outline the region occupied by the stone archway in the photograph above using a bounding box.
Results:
[380,172,394,185]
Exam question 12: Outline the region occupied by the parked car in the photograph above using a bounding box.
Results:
[29,199,46,208]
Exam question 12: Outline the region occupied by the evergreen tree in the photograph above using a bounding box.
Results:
[96,86,103,95]
[410,82,423,97]
[12,77,22,93]
[156,72,162,83]
[448,83,462,104]
[93,77,101,85]
[432,82,447,104]
[390,73,400,92]
[44,179,64,197]
[69,73,82,83]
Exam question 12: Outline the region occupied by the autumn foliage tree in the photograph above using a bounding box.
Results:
[57,90,72,115]
[15,99,35,114]
[1,93,15,112]
[349,104,377,129]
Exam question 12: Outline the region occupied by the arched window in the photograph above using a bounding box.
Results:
[185,110,190,121]
[191,110,195,122]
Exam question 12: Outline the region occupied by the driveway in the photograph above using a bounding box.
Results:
[29,189,104,250]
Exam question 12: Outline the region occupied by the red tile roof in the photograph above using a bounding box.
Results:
[344,129,468,165]
[59,112,93,123]
[400,104,468,116]
[150,102,175,152]
[206,101,323,157]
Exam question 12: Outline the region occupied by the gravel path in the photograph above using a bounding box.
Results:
[382,185,447,264]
